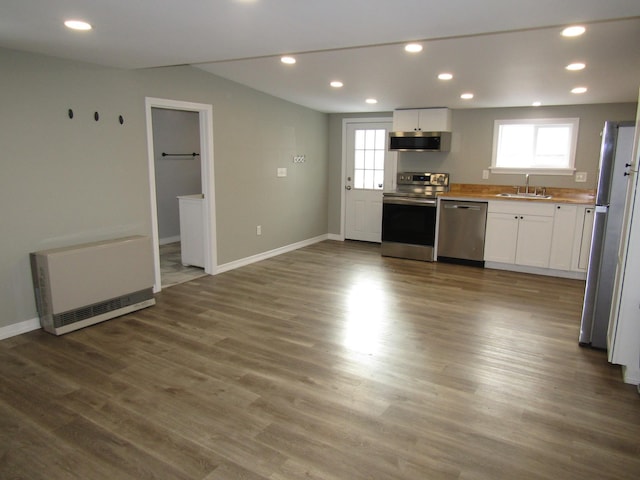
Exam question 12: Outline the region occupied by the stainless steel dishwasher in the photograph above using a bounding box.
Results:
[437,200,488,267]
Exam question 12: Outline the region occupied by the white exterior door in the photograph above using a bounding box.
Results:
[345,122,393,242]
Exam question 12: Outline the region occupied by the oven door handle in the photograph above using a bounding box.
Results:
[383,197,437,206]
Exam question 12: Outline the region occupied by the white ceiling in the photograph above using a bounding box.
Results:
[1,0,639,113]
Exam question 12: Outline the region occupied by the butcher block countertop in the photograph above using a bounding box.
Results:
[439,183,596,205]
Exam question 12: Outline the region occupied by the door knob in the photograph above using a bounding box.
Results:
[345,185,352,190]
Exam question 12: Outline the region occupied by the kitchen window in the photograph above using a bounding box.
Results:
[491,118,579,175]
[354,128,385,189]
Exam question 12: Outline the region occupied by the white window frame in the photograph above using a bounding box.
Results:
[490,117,579,175]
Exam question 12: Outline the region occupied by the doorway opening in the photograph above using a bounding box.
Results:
[145,97,217,292]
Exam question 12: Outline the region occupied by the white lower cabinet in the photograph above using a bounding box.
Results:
[178,194,204,268]
[484,213,519,263]
[576,206,595,271]
[484,201,595,277]
[485,202,554,267]
[549,204,577,270]
[515,214,554,267]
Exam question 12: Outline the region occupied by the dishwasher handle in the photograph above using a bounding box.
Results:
[443,203,482,211]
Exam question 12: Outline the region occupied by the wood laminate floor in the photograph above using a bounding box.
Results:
[1,240,639,479]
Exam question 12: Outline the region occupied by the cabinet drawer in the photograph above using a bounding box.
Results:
[488,200,554,216]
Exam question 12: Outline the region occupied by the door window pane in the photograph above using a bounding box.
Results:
[354,128,386,190]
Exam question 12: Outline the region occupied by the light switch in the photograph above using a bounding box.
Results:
[277,167,287,177]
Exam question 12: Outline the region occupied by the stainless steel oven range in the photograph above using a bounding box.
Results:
[381,172,449,261]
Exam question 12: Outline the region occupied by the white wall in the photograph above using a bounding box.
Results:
[0,47,329,332]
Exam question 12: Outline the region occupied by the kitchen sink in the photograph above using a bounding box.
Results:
[496,193,552,199]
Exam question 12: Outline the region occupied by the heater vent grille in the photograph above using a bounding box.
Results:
[53,289,153,328]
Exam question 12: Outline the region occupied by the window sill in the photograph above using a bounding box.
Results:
[489,167,575,176]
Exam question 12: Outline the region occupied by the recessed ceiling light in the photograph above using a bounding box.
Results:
[365,98,378,104]
[460,93,474,100]
[438,73,453,80]
[532,101,542,107]
[330,81,343,88]
[64,20,92,31]
[566,62,586,71]
[280,56,296,65]
[404,43,423,53]
[571,86,588,94]
[562,25,585,37]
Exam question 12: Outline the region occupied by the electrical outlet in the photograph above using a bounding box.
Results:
[482,169,490,180]
[575,172,587,182]
[256,225,262,236]
[277,167,287,177]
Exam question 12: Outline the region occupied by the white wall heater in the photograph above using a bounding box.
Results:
[30,235,156,335]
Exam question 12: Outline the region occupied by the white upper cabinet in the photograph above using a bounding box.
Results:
[393,108,451,132]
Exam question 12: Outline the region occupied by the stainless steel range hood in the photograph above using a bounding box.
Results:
[388,131,451,152]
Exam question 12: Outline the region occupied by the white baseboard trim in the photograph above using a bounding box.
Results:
[485,262,587,280]
[0,317,40,341]
[159,235,181,246]
[327,233,343,241]
[216,234,329,274]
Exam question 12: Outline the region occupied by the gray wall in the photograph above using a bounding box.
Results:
[0,47,328,331]
[401,104,637,188]
[328,103,637,234]
[152,108,201,242]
